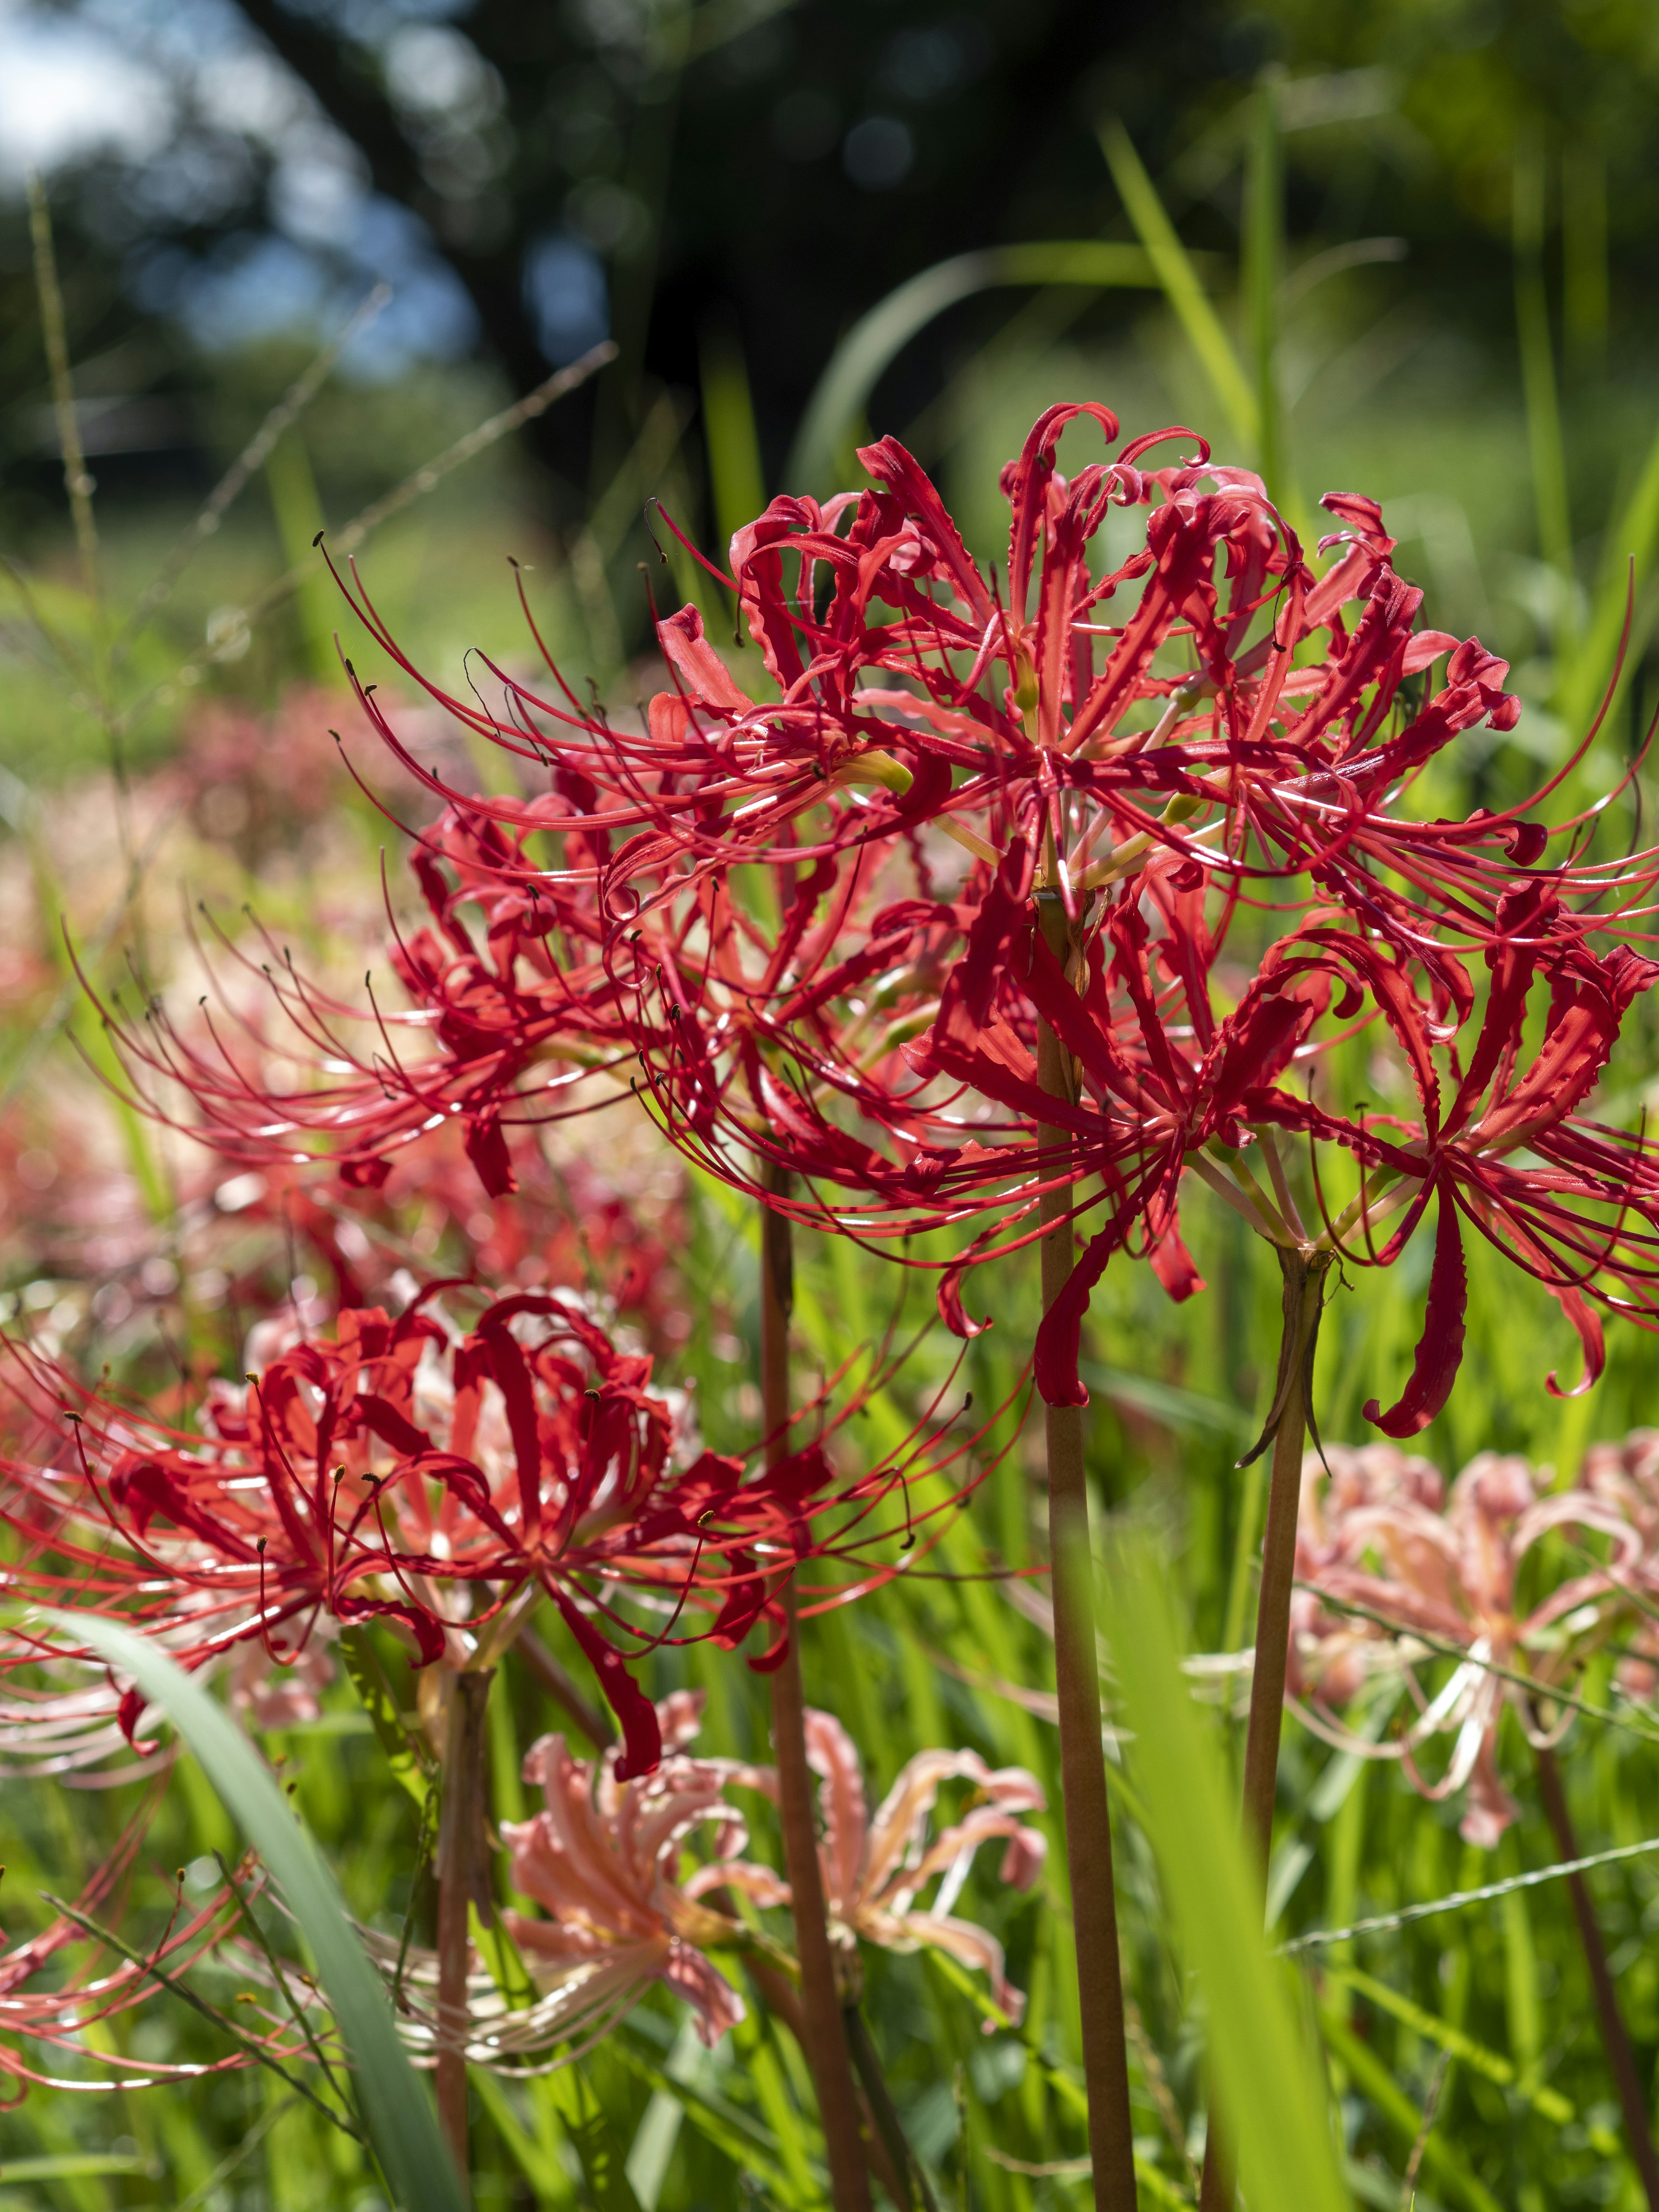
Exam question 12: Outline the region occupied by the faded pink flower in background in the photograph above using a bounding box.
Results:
[500,1690,780,2050]
[1289,1443,1643,1844]
[804,1707,1046,2025]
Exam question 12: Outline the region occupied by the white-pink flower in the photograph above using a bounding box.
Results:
[1289,1443,1642,1846]
[804,1707,1046,2026]
[501,1690,781,2050]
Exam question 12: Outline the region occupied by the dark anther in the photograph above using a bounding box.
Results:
[312,529,325,549]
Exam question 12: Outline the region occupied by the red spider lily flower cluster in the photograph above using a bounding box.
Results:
[1287,1441,1651,1844]
[112,402,1659,1443]
[0,1291,990,1782]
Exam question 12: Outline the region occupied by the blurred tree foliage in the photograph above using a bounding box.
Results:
[4,0,1659,640]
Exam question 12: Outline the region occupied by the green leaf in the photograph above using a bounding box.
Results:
[700,317,768,567]
[471,2069,578,2209]
[0,2155,157,2180]
[612,2027,809,2205]
[1555,416,1659,734]
[1320,2011,1502,2212]
[1321,1964,1573,2125]
[340,1626,435,1805]
[1097,118,1258,451]
[785,241,1164,493]
[1079,1362,1254,1442]
[55,1612,466,2212]
[1100,1535,1349,2212]
[541,2062,645,2212]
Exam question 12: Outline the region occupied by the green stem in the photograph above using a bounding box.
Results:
[1199,1247,1328,2212]
[845,2002,938,2212]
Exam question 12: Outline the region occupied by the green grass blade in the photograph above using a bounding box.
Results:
[1554,413,1659,732]
[56,1613,466,2212]
[700,317,768,565]
[1513,133,1573,592]
[1319,2012,1501,2212]
[0,2158,156,2181]
[1098,117,1257,451]
[1102,1535,1348,2212]
[542,2063,645,2212]
[785,241,1162,493]
[1242,73,1286,501]
[1321,1964,1572,2124]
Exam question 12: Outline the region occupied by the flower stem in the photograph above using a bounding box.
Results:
[1533,1741,1659,2211]
[1198,1245,1329,2212]
[760,1168,872,2212]
[1033,896,1138,2212]
[435,1665,495,2193]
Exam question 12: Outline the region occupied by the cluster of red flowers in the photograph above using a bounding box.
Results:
[118,402,1659,1432]
[0,1282,986,1781]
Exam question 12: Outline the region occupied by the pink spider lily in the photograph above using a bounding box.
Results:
[419,1689,783,2061]
[1287,1443,1645,1845]
[0,1289,991,1782]
[798,1707,1047,2025]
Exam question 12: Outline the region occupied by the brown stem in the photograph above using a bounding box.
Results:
[761,1167,872,2212]
[1199,1246,1329,2212]
[1034,895,1138,2212]
[434,1666,495,2194]
[1534,1742,1659,2211]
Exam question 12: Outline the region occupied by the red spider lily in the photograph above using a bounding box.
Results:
[82,806,656,1203]
[0,1289,992,1781]
[0,1816,292,2092]
[883,868,1659,1419]
[1288,1442,1646,1845]
[318,408,1578,929]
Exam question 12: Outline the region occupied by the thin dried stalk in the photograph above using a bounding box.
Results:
[114,283,392,661]
[1034,893,1138,2212]
[124,341,617,732]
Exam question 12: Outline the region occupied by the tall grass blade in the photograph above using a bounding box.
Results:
[26,173,100,614]
[1241,72,1286,501]
[1097,118,1257,451]
[263,432,339,686]
[700,317,768,564]
[1101,1534,1348,2212]
[56,1614,467,2212]
[1554,419,1659,734]
[1513,133,1573,598]
[1562,149,1608,381]
[785,241,1162,493]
